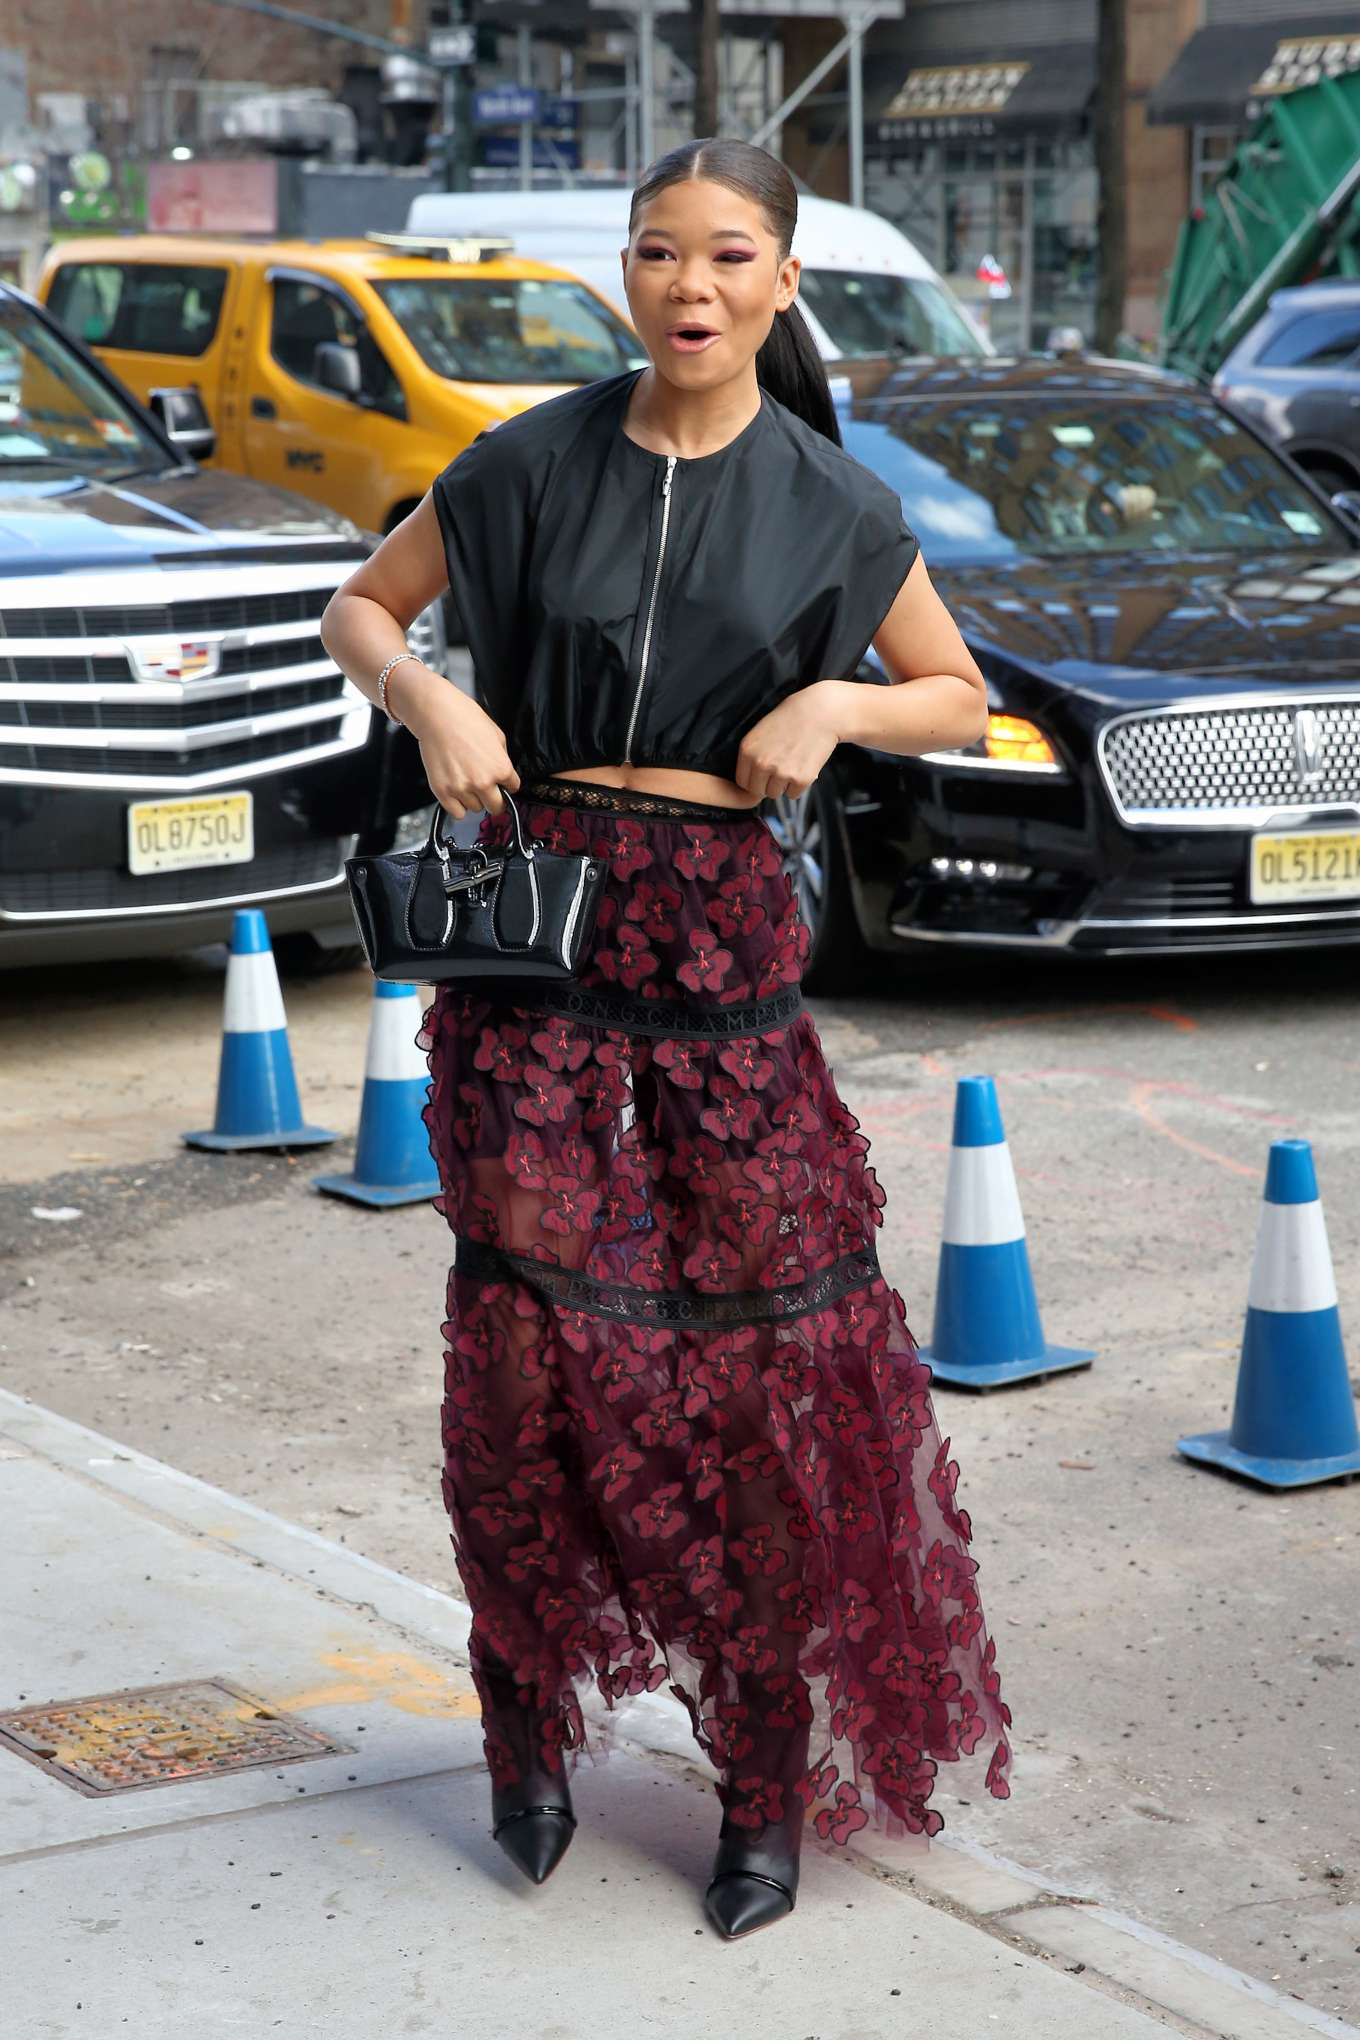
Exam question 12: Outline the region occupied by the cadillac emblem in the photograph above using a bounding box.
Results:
[125,638,221,683]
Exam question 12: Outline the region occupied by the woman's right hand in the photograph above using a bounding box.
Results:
[388,662,521,819]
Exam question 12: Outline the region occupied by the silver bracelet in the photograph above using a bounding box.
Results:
[376,649,423,723]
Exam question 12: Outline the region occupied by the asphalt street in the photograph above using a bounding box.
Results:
[2,933,1358,2024]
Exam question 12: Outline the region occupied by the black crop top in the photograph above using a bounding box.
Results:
[430,364,919,785]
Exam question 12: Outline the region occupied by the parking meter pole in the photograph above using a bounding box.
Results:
[433,6,476,192]
[442,62,459,191]
[637,0,655,169]
[518,24,533,191]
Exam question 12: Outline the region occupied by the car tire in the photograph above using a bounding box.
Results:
[273,930,369,976]
[1300,460,1355,498]
[766,774,865,992]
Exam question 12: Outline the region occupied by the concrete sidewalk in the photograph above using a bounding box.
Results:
[3,1386,1355,2040]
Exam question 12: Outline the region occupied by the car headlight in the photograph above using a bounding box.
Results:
[392,801,438,851]
[919,712,1067,773]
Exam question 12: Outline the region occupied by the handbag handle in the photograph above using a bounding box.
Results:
[424,783,534,863]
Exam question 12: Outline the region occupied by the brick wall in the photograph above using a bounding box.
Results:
[7,0,398,106]
[1123,0,1200,343]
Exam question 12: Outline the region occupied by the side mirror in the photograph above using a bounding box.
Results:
[148,386,215,462]
[313,340,363,400]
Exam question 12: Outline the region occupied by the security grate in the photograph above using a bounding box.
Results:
[0,1677,353,1796]
[1098,696,1360,827]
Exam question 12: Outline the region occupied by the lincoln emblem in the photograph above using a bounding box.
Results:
[1292,707,1324,782]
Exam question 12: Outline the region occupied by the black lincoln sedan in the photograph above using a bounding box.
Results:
[774,356,1360,983]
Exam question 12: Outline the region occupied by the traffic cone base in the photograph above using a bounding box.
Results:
[920,1075,1095,1390]
[314,980,440,1207]
[184,915,337,1152]
[1177,1138,1360,1489]
[1177,1431,1360,1489]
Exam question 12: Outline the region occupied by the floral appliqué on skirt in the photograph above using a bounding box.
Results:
[419,777,1014,1850]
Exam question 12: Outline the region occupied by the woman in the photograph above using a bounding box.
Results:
[320,137,1014,1941]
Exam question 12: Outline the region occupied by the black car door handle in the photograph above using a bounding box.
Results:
[251,396,277,419]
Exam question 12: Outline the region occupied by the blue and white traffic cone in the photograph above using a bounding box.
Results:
[919,1074,1096,1389]
[1178,1139,1360,1489]
[183,910,337,1152]
[314,981,439,1207]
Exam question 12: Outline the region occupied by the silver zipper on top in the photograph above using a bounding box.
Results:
[621,453,677,766]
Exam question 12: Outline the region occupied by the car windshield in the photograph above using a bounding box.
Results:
[0,300,165,476]
[373,275,647,384]
[799,271,986,359]
[840,392,1347,562]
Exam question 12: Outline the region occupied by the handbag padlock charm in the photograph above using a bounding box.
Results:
[440,846,505,905]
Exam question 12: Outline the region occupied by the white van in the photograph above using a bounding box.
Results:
[403,186,992,364]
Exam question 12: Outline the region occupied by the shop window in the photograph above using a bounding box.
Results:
[1190,125,1239,210]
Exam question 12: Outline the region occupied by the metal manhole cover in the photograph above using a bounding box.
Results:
[0,1677,354,1796]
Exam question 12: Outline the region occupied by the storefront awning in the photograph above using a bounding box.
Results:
[1148,17,1360,128]
[866,41,1096,143]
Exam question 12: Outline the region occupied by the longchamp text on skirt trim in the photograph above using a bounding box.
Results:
[419,775,1014,1852]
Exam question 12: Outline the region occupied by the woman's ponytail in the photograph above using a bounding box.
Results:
[755,298,842,448]
[628,137,844,448]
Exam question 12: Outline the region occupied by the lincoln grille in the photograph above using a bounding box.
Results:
[1099,697,1360,826]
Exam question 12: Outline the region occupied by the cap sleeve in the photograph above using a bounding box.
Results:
[430,425,533,686]
[818,460,919,681]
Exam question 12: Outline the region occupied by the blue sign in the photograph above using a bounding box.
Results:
[474,86,541,125]
[480,136,581,170]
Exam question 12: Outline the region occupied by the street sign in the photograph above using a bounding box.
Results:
[428,24,476,65]
[482,136,582,169]
[539,94,580,128]
[474,85,541,124]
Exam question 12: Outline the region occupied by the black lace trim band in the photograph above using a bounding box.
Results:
[501,980,804,1039]
[451,1233,884,1327]
[521,777,767,823]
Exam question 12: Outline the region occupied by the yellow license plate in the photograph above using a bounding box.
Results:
[127,792,254,876]
[1249,827,1360,905]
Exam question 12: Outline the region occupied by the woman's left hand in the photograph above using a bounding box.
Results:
[732,682,841,801]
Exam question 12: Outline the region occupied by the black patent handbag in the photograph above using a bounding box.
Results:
[343,785,608,984]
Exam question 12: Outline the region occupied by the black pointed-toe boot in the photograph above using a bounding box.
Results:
[705,1696,809,1939]
[704,1800,803,1939]
[478,1649,577,1886]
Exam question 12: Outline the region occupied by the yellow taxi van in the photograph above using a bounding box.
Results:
[37,232,646,536]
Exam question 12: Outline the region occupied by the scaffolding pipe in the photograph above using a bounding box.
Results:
[747,5,878,154]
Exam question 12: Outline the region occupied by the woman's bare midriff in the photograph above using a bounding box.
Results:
[550,763,763,810]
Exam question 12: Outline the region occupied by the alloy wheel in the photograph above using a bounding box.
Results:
[766,785,826,949]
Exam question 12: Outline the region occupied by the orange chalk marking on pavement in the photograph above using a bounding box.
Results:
[1128,1078,1290,1178]
[963,1001,1200,1037]
[279,1647,481,1720]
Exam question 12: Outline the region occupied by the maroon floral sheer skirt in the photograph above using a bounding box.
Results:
[419,776,1013,1851]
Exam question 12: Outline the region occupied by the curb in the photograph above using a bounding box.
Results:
[2,1387,1355,2040]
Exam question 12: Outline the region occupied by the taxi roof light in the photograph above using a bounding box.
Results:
[365,230,516,263]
